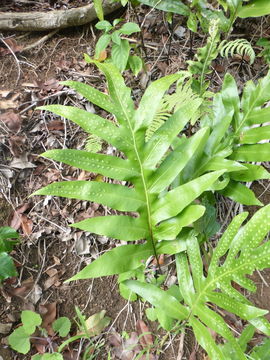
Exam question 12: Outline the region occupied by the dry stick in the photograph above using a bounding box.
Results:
[0,36,21,86]
[21,29,58,53]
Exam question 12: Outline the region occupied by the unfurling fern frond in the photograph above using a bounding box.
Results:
[146,75,202,141]
[85,134,102,153]
[219,38,255,64]
[188,19,220,95]
[126,205,270,360]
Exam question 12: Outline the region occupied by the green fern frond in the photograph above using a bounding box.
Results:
[85,134,103,153]
[188,19,221,95]
[219,38,255,64]
[146,76,202,142]
[126,205,270,360]
[34,60,215,281]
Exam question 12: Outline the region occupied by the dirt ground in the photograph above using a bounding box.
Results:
[0,2,270,360]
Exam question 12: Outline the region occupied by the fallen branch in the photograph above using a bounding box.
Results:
[0,1,122,31]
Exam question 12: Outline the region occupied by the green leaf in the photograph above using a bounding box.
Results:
[251,338,270,360]
[8,327,31,355]
[143,99,202,168]
[124,280,189,320]
[21,310,42,335]
[0,226,19,241]
[240,125,270,144]
[136,0,190,16]
[0,252,17,282]
[32,354,64,360]
[111,30,121,45]
[120,22,140,35]
[238,0,270,18]
[60,81,119,117]
[95,20,112,31]
[187,12,198,33]
[134,73,181,131]
[52,317,71,337]
[230,144,270,162]
[153,205,205,241]
[152,170,225,223]
[149,127,209,193]
[33,181,145,212]
[67,243,152,281]
[189,317,226,360]
[111,40,130,72]
[128,55,143,76]
[91,61,135,127]
[95,33,111,58]
[0,226,19,253]
[38,105,130,154]
[220,181,263,206]
[94,0,104,21]
[71,215,149,241]
[246,107,270,125]
[230,164,270,182]
[41,150,139,181]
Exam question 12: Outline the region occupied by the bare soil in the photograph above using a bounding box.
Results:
[0,3,269,360]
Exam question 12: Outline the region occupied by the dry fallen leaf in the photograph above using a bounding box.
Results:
[136,320,153,348]
[84,310,110,337]
[39,302,57,336]
[0,111,21,132]
[0,38,23,56]
[10,153,36,169]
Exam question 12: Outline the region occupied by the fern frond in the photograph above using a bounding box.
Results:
[126,205,270,360]
[35,60,215,281]
[188,19,220,95]
[219,38,255,64]
[85,134,102,153]
[146,76,202,142]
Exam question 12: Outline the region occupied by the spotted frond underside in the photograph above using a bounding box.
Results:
[126,205,270,360]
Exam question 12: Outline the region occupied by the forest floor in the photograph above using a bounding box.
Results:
[0,2,270,359]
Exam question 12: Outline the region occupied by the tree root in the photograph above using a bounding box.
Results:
[0,1,122,31]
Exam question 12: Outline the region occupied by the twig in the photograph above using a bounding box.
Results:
[176,331,185,360]
[21,29,58,53]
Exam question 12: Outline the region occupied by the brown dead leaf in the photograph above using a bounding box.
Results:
[10,153,36,169]
[47,120,64,131]
[21,214,33,236]
[0,111,21,132]
[39,302,57,336]
[7,277,34,298]
[34,78,63,95]
[136,320,153,348]
[98,50,107,62]
[9,203,32,230]
[189,350,197,360]
[0,38,23,56]
[44,269,61,290]
[9,135,26,157]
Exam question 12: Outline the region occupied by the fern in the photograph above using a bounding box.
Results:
[85,134,102,153]
[126,205,270,360]
[146,74,201,141]
[188,19,221,95]
[219,38,255,64]
[180,70,270,206]
[34,59,220,281]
